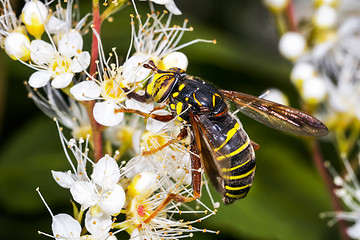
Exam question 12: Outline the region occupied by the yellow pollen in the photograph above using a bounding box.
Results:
[101,79,125,101]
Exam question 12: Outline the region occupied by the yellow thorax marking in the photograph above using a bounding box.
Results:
[192,92,202,107]
[176,102,183,115]
[212,93,221,107]
[179,84,186,91]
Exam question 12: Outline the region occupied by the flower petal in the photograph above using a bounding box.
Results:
[70,181,98,208]
[70,81,101,101]
[127,172,157,198]
[145,110,171,133]
[93,101,124,126]
[51,170,75,189]
[46,15,67,34]
[125,98,154,114]
[28,70,52,88]
[347,220,360,239]
[58,30,83,58]
[51,72,74,89]
[98,184,126,216]
[70,51,91,73]
[30,40,56,65]
[91,155,120,189]
[52,213,81,240]
[122,54,152,85]
[165,1,182,15]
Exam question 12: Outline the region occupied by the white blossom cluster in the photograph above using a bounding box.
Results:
[322,155,360,239]
[0,0,218,239]
[263,0,360,238]
[35,120,217,239]
[270,0,360,133]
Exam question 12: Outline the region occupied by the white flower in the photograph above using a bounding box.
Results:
[0,0,31,61]
[70,46,154,127]
[84,211,113,239]
[52,213,82,240]
[28,30,90,89]
[123,168,217,239]
[70,156,126,216]
[322,156,360,239]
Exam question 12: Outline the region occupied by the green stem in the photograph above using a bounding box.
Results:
[274,12,288,36]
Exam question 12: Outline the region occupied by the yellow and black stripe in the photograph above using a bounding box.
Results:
[201,114,256,204]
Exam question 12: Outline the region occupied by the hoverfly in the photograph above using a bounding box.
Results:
[141,60,328,205]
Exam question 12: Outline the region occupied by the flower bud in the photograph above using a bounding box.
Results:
[313,5,337,29]
[279,32,306,60]
[21,0,49,39]
[127,172,157,198]
[263,0,289,13]
[4,32,31,61]
[313,0,341,8]
[262,88,289,106]
[290,62,316,89]
[158,51,188,70]
[301,76,327,105]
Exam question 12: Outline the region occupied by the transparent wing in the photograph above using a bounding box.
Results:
[189,113,231,196]
[220,90,329,137]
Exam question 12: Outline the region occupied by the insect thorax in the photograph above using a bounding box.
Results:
[168,75,228,122]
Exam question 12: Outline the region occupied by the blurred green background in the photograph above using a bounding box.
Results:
[0,0,339,239]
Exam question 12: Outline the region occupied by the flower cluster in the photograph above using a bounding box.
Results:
[322,154,360,239]
[265,0,360,144]
[263,0,360,238]
[0,0,218,239]
[36,119,217,239]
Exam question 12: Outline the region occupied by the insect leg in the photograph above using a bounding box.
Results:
[143,129,201,224]
[115,108,174,122]
[251,140,260,151]
[141,128,188,156]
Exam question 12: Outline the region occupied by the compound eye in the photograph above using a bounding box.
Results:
[152,73,178,103]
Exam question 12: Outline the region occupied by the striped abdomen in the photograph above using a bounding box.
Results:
[198,114,256,204]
